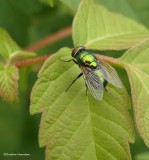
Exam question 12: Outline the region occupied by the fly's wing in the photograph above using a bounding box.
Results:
[97,58,123,88]
[81,66,104,101]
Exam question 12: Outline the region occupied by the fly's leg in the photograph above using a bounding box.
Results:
[66,73,83,92]
[59,58,78,64]
[103,80,108,91]
[85,83,88,96]
[60,58,80,91]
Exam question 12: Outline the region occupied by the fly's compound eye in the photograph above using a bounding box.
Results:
[71,47,85,58]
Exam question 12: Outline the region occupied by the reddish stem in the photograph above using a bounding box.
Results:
[96,55,119,63]
[96,54,123,68]
[25,26,72,52]
[15,55,50,68]
[15,54,122,68]
[15,24,122,68]
[15,26,72,68]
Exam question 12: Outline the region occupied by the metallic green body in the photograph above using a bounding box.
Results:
[75,50,105,83]
[69,46,123,101]
[94,69,104,83]
[75,50,97,68]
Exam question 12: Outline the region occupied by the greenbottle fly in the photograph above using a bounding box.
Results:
[63,46,123,101]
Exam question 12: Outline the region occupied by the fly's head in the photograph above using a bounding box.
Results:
[71,46,85,58]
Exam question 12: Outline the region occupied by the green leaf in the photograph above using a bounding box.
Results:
[0,63,19,102]
[73,0,149,50]
[0,28,36,102]
[119,38,149,147]
[0,28,21,59]
[30,48,134,160]
[60,0,80,12]
[10,51,36,62]
[0,28,35,61]
[42,0,149,29]
[96,0,149,28]
[39,0,80,11]
[39,0,54,6]
[135,152,149,160]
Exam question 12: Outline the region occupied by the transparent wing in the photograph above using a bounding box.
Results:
[97,58,123,88]
[81,66,104,101]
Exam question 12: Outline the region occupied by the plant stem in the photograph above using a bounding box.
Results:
[96,55,124,68]
[15,24,124,68]
[15,54,124,69]
[15,26,72,68]
[15,55,50,68]
[25,26,72,52]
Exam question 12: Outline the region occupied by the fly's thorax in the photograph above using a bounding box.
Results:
[71,47,97,68]
[78,51,97,68]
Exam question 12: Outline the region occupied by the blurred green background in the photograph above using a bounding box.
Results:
[0,0,149,160]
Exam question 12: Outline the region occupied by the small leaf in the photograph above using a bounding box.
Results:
[0,28,35,61]
[119,38,149,147]
[0,28,36,102]
[0,28,21,59]
[10,51,36,62]
[39,0,54,6]
[30,48,134,160]
[60,0,80,12]
[39,0,80,11]
[73,0,149,50]
[135,152,149,160]
[0,63,19,102]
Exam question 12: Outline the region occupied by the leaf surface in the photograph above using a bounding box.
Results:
[0,28,36,102]
[119,38,149,147]
[0,63,19,102]
[60,0,80,12]
[0,28,35,61]
[30,48,134,160]
[73,0,149,50]
[39,0,54,6]
[0,28,21,60]
[135,152,149,160]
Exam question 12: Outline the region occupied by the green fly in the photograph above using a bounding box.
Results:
[63,46,123,101]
